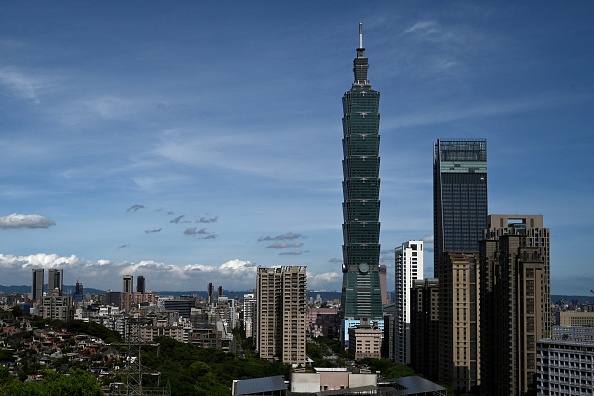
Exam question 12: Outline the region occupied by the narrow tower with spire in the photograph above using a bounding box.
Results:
[340,23,383,335]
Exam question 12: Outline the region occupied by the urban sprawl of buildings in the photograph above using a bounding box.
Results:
[2,23,594,396]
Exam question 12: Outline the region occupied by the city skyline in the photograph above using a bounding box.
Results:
[1,2,593,294]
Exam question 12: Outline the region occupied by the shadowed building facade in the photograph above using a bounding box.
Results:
[340,23,383,326]
[410,278,440,382]
[438,252,480,393]
[480,215,550,396]
[48,268,63,296]
[433,139,487,278]
[31,268,44,302]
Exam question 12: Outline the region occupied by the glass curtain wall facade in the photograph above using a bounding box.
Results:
[340,23,383,321]
[433,139,487,278]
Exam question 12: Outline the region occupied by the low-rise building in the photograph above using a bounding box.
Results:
[537,326,594,395]
[348,318,382,360]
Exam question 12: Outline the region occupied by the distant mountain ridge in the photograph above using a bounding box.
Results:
[1,285,591,304]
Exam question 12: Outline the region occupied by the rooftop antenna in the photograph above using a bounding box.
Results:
[359,21,363,49]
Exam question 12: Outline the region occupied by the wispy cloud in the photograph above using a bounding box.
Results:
[183,227,215,239]
[197,216,218,223]
[126,204,145,212]
[145,228,162,234]
[170,215,190,224]
[266,242,303,249]
[258,232,304,242]
[0,213,55,229]
[386,94,588,130]
[404,21,440,37]
[0,67,44,103]
[279,250,303,255]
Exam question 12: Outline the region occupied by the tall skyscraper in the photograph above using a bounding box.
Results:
[31,268,44,302]
[480,215,550,396]
[256,266,307,365]
[48,268,63,295]
[433,139,487,278]
[340,22,383,323]
[136,275,145,294]
[394,240,424,364]
[122,275,133,294]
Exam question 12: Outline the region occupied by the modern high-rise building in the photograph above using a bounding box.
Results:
[136,275,145,294]
[438,252,480,393]
[256,266,307,365]
[122,275,133,294]
[410,278,440,382]
[31,268,44,302]
[480,215,550,396]
[394,240,424,364]
[242,293,256,338]
[340,22,383,324]
[48,268,63,295]
[433,139,487,278]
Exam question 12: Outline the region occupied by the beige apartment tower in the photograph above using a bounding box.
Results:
[438,252,480,393]
[256,266,307,365]
[479,214,550,396]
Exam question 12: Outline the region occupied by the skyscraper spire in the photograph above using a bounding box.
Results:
[354,22,368,84]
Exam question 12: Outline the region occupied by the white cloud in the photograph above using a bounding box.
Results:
[0,254,260,291]
[0,213,56,229]
[307,271,340,289]
[422,235,434,244]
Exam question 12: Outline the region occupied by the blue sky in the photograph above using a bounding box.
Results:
[0,1,593,294]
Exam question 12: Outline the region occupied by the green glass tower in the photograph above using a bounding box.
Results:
[340,23,383,321]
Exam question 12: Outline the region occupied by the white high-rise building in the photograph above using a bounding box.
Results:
[243,293,256,339]
[394,240,424,364]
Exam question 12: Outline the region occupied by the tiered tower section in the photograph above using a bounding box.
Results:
[340,23,383,321]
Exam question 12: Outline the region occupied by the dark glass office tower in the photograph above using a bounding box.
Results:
[48,268,63,295]
[340,23,383,321]
[433,139,487,278]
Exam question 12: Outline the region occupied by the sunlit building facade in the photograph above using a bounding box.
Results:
[394,240,424,364]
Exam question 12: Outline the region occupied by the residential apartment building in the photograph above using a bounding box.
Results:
[257,266,307,365]
[439,252,480,393]
[480,215,550,396]
[394,240,424,364]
